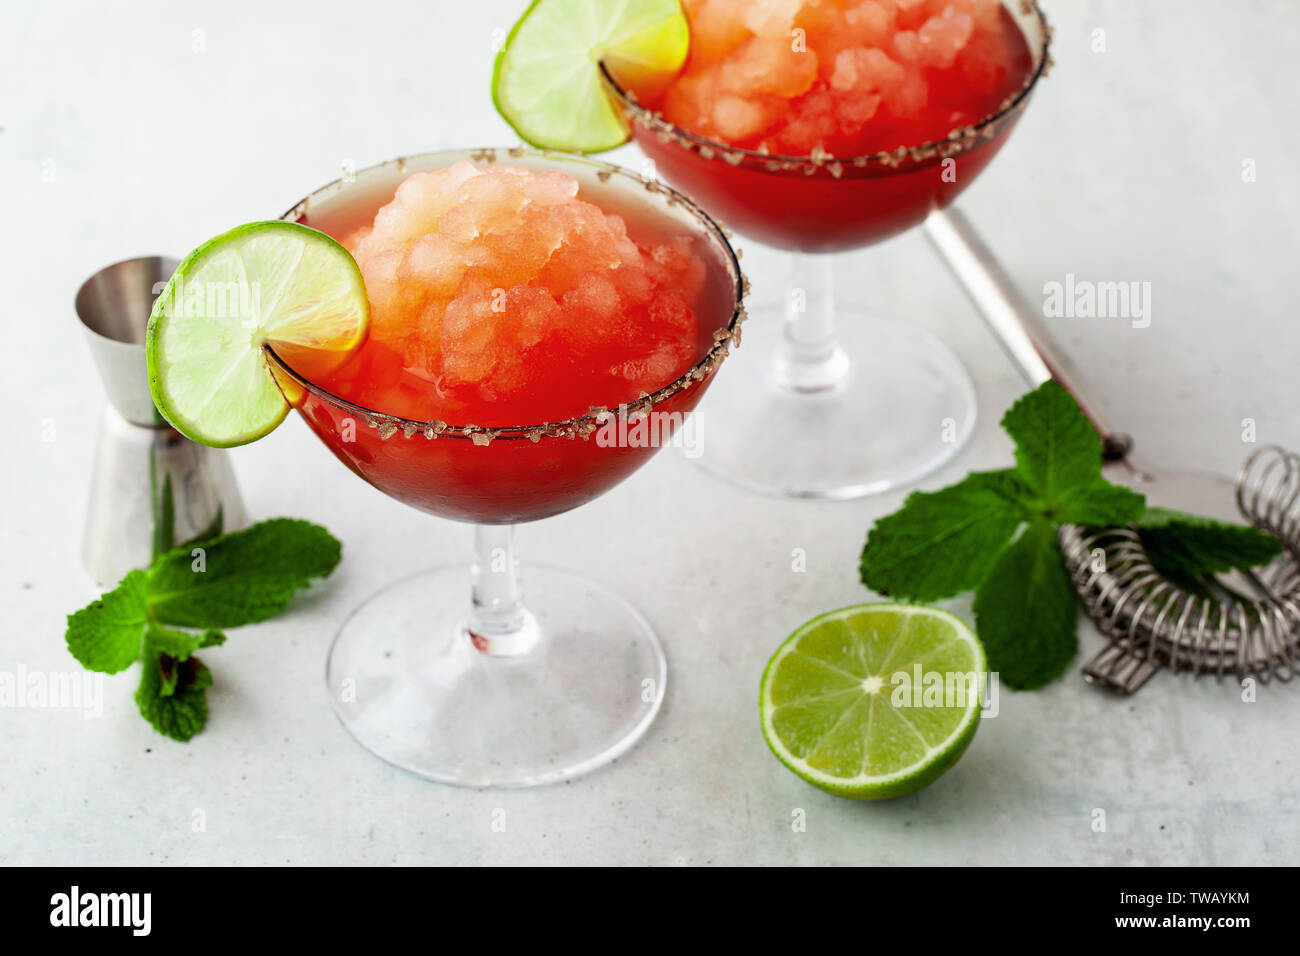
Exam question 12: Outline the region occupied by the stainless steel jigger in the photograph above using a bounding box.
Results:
[77,256,246,585]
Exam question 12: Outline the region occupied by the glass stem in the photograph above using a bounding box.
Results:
[773,252,850,394]
[466,524,538,656]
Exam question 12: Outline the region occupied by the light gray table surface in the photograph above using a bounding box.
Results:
[3,0,1298,865]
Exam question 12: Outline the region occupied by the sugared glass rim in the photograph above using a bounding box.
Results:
[599,0,1050,177]
[266,147,747,445]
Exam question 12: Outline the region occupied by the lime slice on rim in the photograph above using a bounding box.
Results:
[493,0,690,152]
[146,221,368,448]
[760,603,986,800]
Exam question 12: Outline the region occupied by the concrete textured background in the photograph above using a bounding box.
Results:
[3,0,1298,864]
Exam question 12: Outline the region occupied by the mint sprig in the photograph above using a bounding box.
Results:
[861,380,1283,690]
[864,381,1137,688]
[66,518,341,741]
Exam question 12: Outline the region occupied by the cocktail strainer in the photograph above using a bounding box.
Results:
[925,208,1299,692]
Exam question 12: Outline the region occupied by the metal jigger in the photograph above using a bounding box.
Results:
[77,256,246,585]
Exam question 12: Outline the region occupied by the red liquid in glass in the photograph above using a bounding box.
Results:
[624,5,1037,252]
[277,162,738,525]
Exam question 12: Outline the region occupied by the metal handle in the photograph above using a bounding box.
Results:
[1082,643,1161,694]
[924,207,1133,462]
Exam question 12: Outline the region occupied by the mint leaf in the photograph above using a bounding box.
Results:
[1055,480,1145,526]
[146,518,341,628]
[1001,381,1103,509]
[137,647,212,741]
[861,470,1028,601]
[66,570,148,673]
[1136,507,1282,579]
[142,625,225,697]
[144,623,225,662]
[973,521,1078,689]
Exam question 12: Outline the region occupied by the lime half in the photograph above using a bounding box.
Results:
[493,0,690,152]
[146,221,368,447]
[760,603,986,800]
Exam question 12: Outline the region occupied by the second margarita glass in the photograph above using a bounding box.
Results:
[269,148,744,787]
[602,0,1049,498]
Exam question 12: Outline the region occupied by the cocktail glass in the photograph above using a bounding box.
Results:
[268,148,744,787]
[601,1,1049,498]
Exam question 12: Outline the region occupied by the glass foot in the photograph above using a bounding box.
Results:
[325,565,667,787]
[691,307,976,499]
